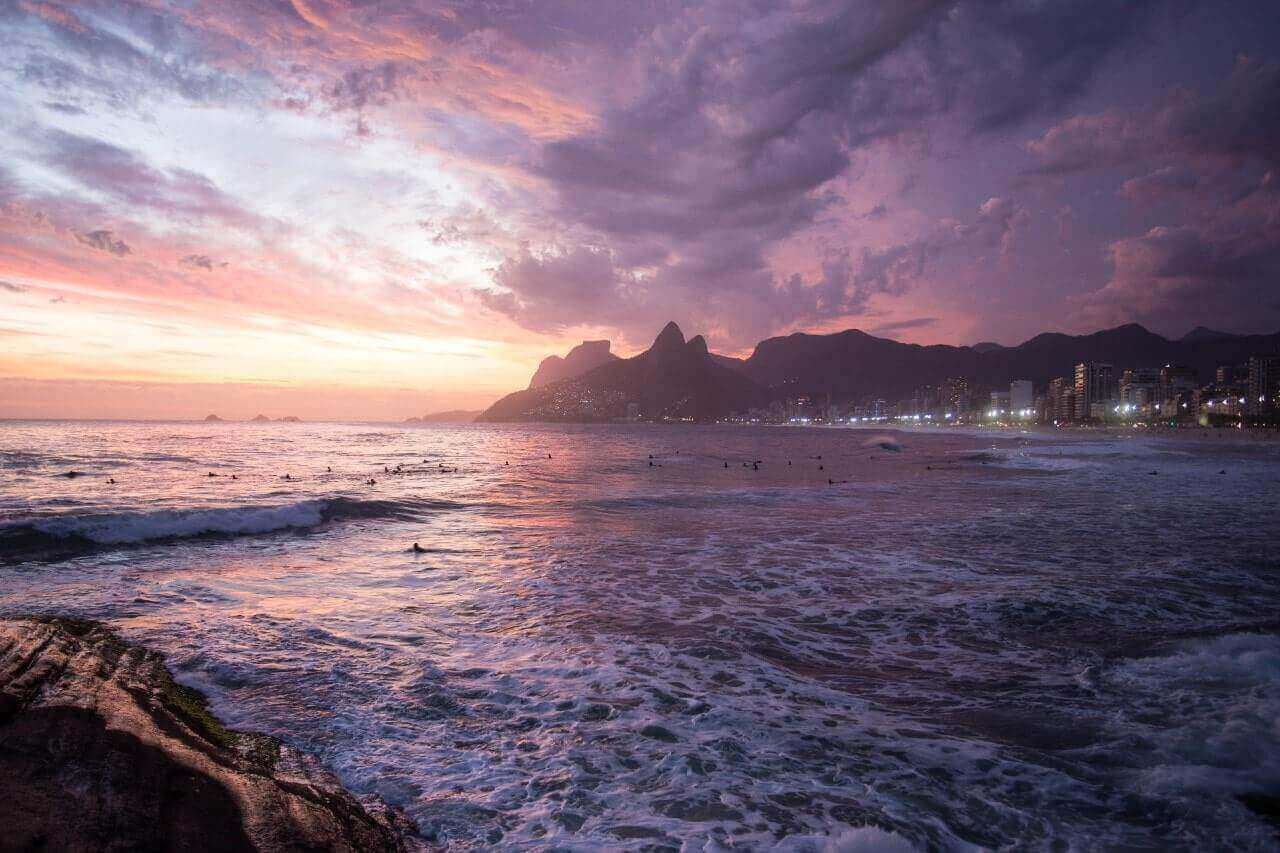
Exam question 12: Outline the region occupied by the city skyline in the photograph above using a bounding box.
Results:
[3,2,1280,419]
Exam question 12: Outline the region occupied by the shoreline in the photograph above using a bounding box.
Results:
[0,615,421,852]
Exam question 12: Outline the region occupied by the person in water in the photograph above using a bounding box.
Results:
[411,542,426,553]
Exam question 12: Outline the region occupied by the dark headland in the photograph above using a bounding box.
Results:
[0,617,419,852]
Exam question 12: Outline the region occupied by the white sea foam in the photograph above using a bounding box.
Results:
[1107,633,1280,799]
[28,500,331,544]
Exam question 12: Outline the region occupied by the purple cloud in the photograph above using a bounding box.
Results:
[74,229,131,256]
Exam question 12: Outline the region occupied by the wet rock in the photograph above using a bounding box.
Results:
[0,617,419,852]
[640,724,679,743]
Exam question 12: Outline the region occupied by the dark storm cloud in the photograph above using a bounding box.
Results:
[486,0,1172,343]
[75,229,131,256]
[1029,57,1280,174]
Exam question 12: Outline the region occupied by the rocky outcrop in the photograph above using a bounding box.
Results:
[0,617,418,852]
[527,340,618,389]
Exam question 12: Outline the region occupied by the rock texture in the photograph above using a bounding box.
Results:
[0,617,418,852]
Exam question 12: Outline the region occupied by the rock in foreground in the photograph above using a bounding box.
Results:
[0,617,418,852]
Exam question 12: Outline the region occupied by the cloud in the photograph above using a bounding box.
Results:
[11,4,247,111]
[1029,57,1280,333]
[0,281,26,293]
[480,245,638,333]
[179,254,226,271]
[38,130,264,229]
[1073,174,1280,332]
[1117,165,1200,203]
[494,0,1159,345]
[482,196,1030,342]
[74,229,131,256]
[1028,57,1280,174]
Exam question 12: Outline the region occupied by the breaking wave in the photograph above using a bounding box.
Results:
[0,496,462,558]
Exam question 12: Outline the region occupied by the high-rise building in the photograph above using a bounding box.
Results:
[1046,376,1074,423]
[1009,380,1033,416]
[989,390,1011,420]
[1160,364,1198,403]
[1119,367,1162,411]
[1074,362,1115,421]
[1249,355,1280,418]
[942,377,970,417]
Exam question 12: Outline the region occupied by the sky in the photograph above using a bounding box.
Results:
[2,0,1279,420]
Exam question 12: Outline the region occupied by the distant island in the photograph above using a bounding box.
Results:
[203,414,222,422]
[252,414,270,422]
[405,410,482,424]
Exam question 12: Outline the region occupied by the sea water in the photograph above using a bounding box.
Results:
[1,421,1278,849]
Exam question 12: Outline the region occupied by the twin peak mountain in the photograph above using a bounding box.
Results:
[477,320,1280,422]
[481,322,763,422]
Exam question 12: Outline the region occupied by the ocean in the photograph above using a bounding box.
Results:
[1,420,1278,850]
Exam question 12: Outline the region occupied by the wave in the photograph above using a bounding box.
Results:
[0,496,463,559]
[861,434,903,452]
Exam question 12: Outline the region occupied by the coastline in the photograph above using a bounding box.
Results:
[0,616,421,852]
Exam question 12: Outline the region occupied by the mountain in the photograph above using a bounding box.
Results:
[528,340,619,388]
[479,321,1280,423]
[741,322,1280,401]
[203,414,222,422]
[478,322,768,422]
[971,341,1004,353]
[1181,326,1238,343]
[251,414,270,422]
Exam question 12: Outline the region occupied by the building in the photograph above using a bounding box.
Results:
[1047,376,1075,423]
[1074,362,1115,421]
[1249,355,1280,419]
[1119,367,1162,412]
[989,390,1011,420]
[1009,380,1033,418]
[942,377,970,418]
[1160,364,1198,406]
[912,385,940,416]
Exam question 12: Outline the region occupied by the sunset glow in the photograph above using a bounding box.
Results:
[3,2,1279,419]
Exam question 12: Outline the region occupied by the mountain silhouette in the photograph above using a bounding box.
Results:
[479,322,766,422]
[481,322,1280,422]
[528,339,619,389]
[741,323,1280,402]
